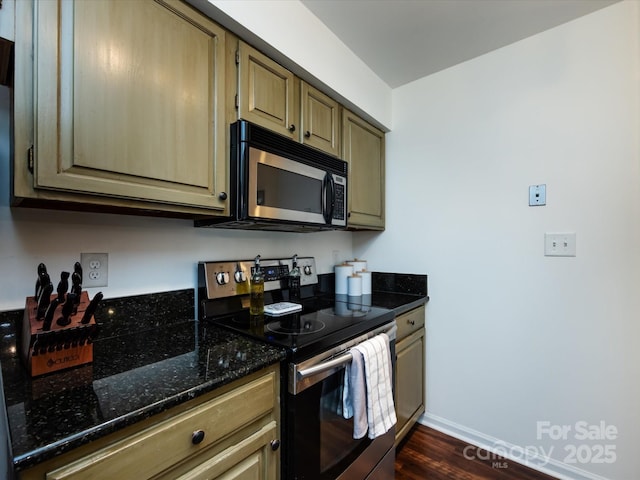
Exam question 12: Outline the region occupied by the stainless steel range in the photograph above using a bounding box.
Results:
[198,256,396,480]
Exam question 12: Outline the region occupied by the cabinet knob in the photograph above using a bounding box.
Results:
[192,430,206,445]
[288,124,296,133]
[270,439,281,451]
[304,130,311,138]
[219,192,228,201]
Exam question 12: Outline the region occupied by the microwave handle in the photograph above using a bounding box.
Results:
[322,173,335,224]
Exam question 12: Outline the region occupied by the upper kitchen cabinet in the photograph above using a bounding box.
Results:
[236,41,341,157]
[236,41,297,140]
[300,82,340,157]
[342,109,385,230]
[12,0,229,216]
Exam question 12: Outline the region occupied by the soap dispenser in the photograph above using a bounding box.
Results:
[288,254,301,302]
[250,255,264,315]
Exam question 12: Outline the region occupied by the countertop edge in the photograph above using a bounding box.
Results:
[391,295,429,316]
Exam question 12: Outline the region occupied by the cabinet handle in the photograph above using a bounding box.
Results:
[218,192,228,201]
[192,430,206,445]
[304,130,311,138]
[288,124,296,133]
[270,439,281,451]
[408,320,416,326]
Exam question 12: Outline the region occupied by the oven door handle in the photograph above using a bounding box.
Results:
[296,351,353,381]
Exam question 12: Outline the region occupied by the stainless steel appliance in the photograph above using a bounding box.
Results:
[195,121,348,232]
[198,257,396,479]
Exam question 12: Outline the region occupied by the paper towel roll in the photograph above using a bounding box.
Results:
[359,270,372,295]
[335,264,354,295]
[347,259,367,273]
[347,274,362,296]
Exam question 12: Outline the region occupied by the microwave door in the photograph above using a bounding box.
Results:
[248,147,328,225]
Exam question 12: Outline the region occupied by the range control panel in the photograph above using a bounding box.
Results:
[199,257,317,300]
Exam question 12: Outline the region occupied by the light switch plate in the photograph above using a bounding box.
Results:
[529,184,546,206]
[544,233,576,257]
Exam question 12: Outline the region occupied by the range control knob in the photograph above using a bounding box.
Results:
[303,265,312,275]
[234,270,247,283]
[216,272,230,285]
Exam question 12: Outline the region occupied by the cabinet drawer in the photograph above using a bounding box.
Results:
[396,306,425,341]
[46,372,276,480]
[172,421,277,480]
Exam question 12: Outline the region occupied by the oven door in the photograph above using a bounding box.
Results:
[285,324,396,479]
[248,146,342,226]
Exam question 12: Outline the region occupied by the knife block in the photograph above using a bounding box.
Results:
[21,291,97,377]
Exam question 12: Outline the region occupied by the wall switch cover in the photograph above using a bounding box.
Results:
[529,184,546,206]
[544,233,576,257]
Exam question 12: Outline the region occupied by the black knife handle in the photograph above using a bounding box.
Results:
[74,261,83,282]
[81,291,103,324]
[35,263,47,297]
[42,298,61,331]
[57,271,70,301]
[57,294,75,326]
[36,283,54,320]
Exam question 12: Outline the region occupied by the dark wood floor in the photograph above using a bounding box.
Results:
[395,424,558,480]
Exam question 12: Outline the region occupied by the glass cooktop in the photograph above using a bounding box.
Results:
[206,300,394,359]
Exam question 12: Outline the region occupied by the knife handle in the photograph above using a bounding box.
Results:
[71,272,82,313]
[57,271,70,301]
[36,283,54,320]
[81,291,103,324]
[42,298,61,331]
[35,263,47,296]
[57,294,75,326]
[74,261,83,283]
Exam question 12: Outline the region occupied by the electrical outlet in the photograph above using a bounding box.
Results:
[81,253,109,287]
[544,233,576,257]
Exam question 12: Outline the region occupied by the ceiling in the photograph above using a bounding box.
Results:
[300,0,619,88]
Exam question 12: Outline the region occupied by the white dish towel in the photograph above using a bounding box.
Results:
[343,332,397,439]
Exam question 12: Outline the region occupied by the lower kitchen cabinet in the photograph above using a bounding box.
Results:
[394,306,426,446]
[19,365,281,480]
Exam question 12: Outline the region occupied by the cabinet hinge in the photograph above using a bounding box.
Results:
[27,145,34,174]
[235,50,239,65]
[235,93,239,110]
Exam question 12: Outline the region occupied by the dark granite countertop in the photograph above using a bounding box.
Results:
[0,272,428,473]
[0,289,286,472]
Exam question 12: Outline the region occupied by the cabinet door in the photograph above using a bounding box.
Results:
[395,330,425,445]
[237,41,297,140]
[300,82,340,157]
[33,0,227,212]
[173,422,278,480]
[342,110,385,229]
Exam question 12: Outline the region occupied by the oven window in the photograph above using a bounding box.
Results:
[256,163,322,213]
[319,370,369,473]
[289,367,371,479]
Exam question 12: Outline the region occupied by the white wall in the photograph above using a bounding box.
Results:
[355,2,640,478]
[0,86,353,311]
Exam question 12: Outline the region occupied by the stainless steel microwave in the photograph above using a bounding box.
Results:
[195,121,347,232]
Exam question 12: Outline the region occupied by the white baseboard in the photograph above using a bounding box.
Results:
[419,413,610,480]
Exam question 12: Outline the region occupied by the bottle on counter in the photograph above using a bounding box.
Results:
[288,254,301,302]
[250,255,264,315]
